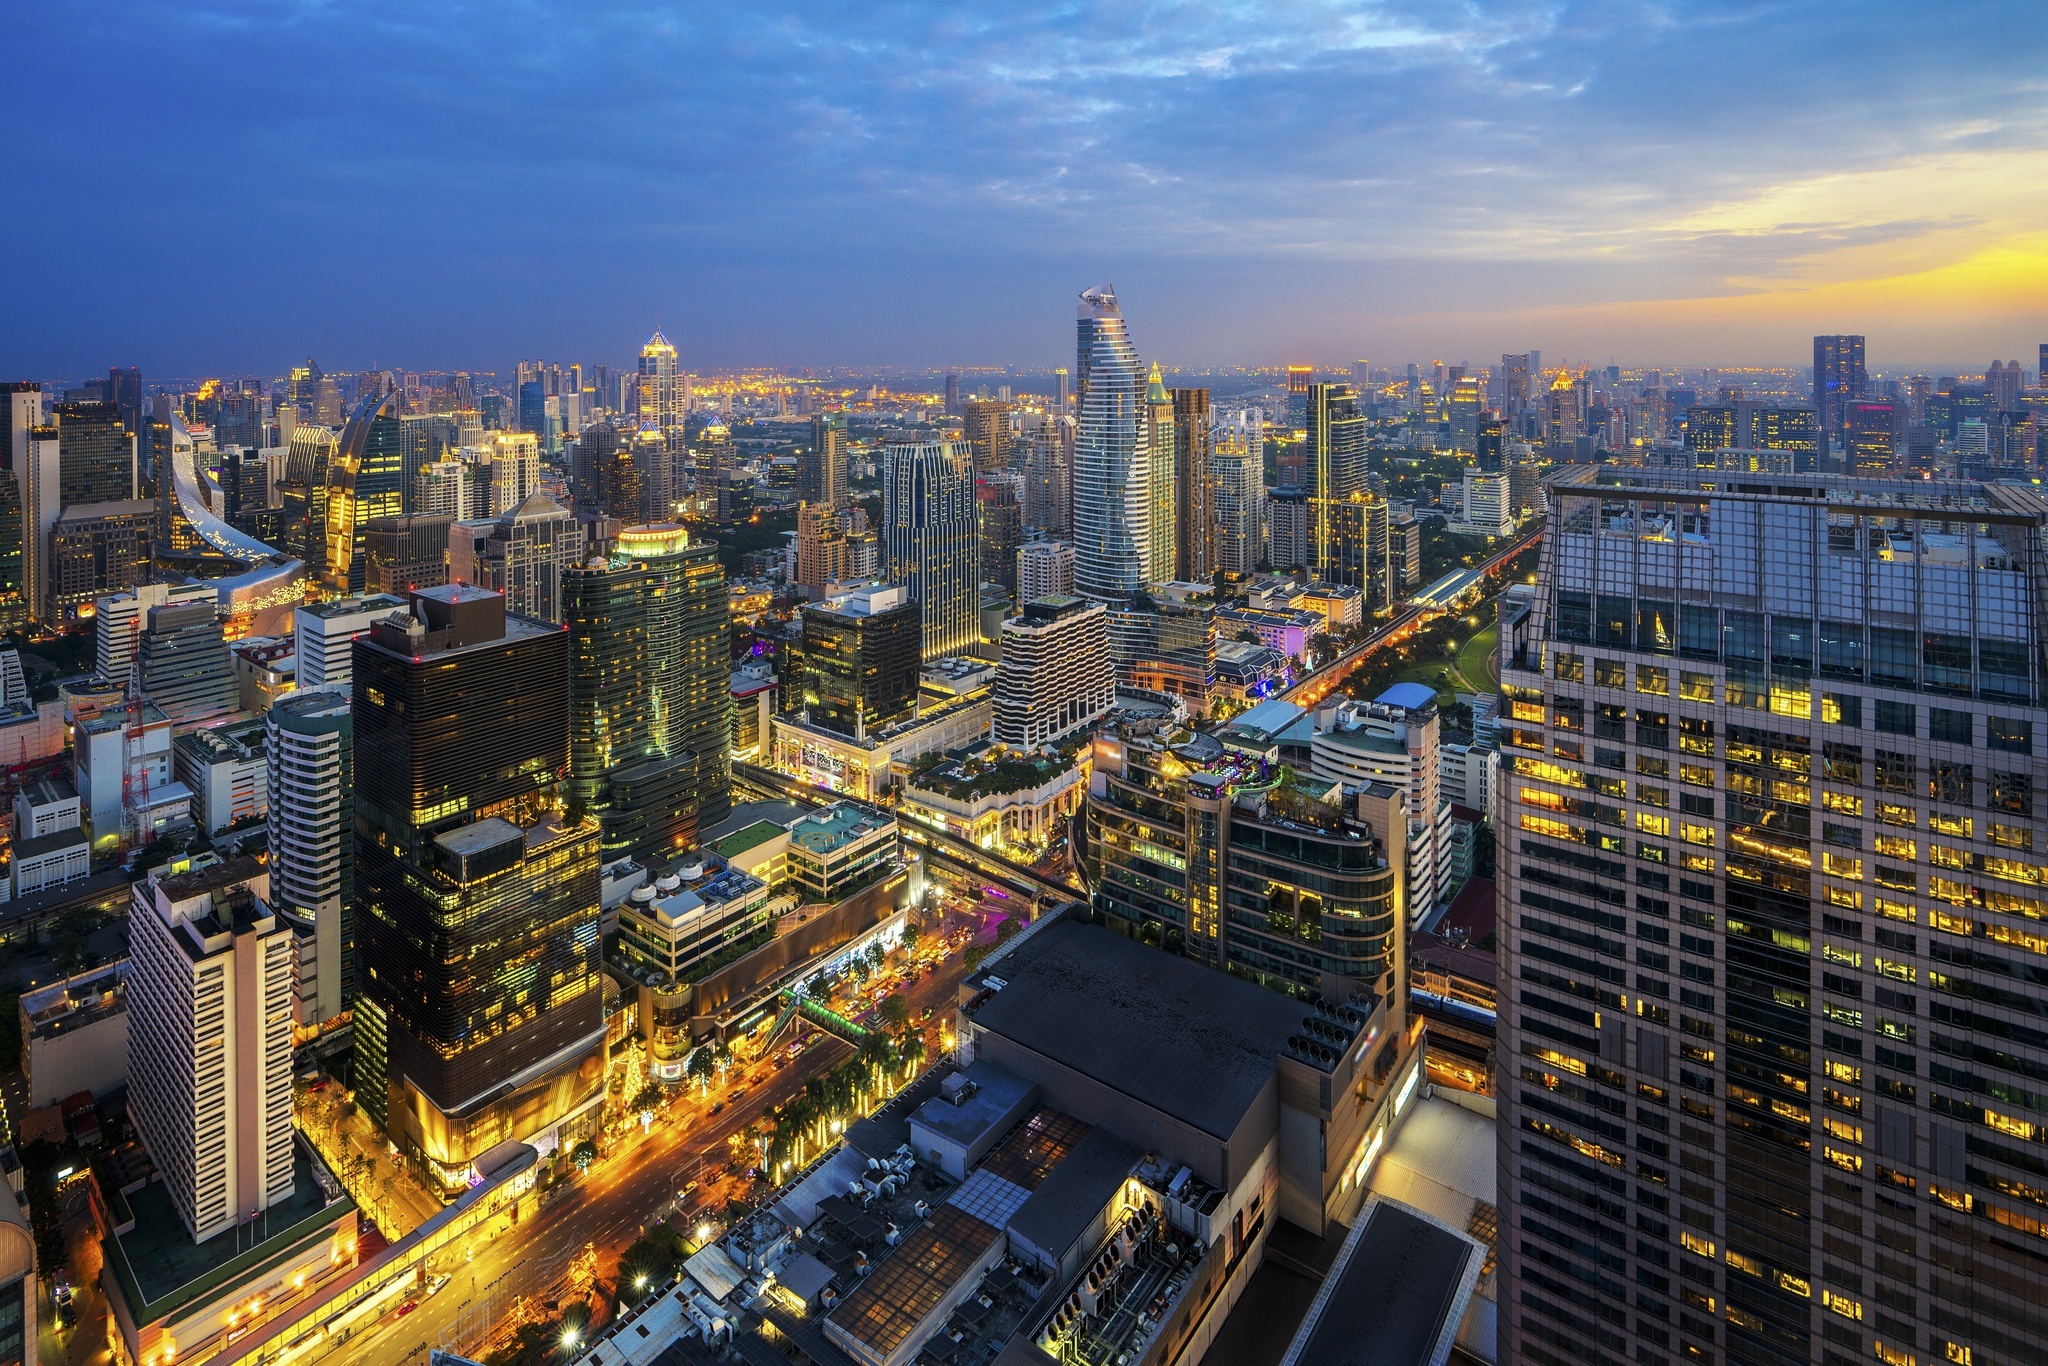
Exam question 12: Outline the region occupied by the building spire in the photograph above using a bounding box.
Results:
[1145,362,1168,404]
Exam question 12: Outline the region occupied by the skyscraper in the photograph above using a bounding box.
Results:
[324,390,406,592]
[617,524,732,826]
[351,586,602,1187]
[802,412,847,507]
[1214,415,1266,578]
[943,373,961,418]
[1172,388,1215,584]
[48,401,136,507]
[1814,334,1869,450]
[1145,365,1176,585]
[267,689,353,1026]
[108,367,144,472]
[638,329,680,429]
[962,399,1014,475]
[1053,367,1070,414]
[446,492,586,622]
[1285,364,1315,429]
[884,439,978,659]
[127,858,297,1244]
[977,478,1022,594]
[1307,382,1369,583]
[1500,465,2048,1366]
[1072,286,1150,601]
[1022,418,1073,536]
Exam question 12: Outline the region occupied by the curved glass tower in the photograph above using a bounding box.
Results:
[1073,286,1150,601]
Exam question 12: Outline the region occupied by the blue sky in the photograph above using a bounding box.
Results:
[6,1,2042,376]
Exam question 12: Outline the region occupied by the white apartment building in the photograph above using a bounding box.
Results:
[293,592,409,692]
[1438,740,1494,814]
[127,856,296,1244]
[266,690,352,1027]
[1308,682,1457,920]
[994,595,1116,749]
[1017,539,1076,602]
[1454,470,1515,538]
[172,718,268,833]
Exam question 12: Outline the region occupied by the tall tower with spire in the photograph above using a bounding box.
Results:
[638,329,679,430]
[1145,363,1175,585]
[1072,286,1150,601]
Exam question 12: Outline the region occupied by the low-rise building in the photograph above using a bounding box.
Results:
[231,636,297,714]
[1210,639,1287,703]
[1296,580,1363,630]
[784,802,899,903]
[771,685,990,801]
[11,829,90,901]
[173,718,268,833]
[19,960,127,1108]
[900,749,1086,853]
[1214,604,1320,661]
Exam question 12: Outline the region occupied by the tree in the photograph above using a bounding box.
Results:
[687,1048,717,1094]
[901,921,922,956]
[571,1139,599,1171]
[865,942,885,971]
[878,995,911,1034]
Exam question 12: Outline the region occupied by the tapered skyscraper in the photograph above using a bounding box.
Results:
[638,329,680,429]
[1072,286,1150,600]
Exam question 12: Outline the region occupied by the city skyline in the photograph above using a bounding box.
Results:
[4,4,2041,373]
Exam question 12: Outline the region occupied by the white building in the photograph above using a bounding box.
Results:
[1452,470,1514,538]
[96,582,216,683]
[266,690,352,1028]
[994,595,1116,749]
[1017,540,1076,602]
[293,592,408,692]
[1438,741,1494,815]
[172,719,268,833]
[126,856,297,1244]
[74,702,179,853]
[1308,683,1456,921]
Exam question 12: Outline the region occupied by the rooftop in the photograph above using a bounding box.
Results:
[102,1140,354,1326]
[296,592,408,621]
[967,919,1310,1140]
[1004,1124,1143,1265]
[712,818,788,861]
[1280,1198,1486,1366]
[1376,682,1438,712]
[788,802,893,857]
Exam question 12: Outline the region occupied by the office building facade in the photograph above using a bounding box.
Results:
[802,412,847,507]
[617,524,732,826]
[323,390,405,592]
[363,512,453,594]
[1172,387,1215,584]
[801,583,923,741]
[351,586,603,1188]
[1499,467,2048,1366]
[1214,424,1266,577]
[1814,334,1869,451]
[883,440,978,660]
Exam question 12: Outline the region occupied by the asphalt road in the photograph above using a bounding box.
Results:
[349,894,990,1365]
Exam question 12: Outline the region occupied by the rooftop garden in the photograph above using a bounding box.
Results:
[907,736,1088,801]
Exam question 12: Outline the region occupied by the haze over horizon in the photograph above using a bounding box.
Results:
[6,1,2041,377]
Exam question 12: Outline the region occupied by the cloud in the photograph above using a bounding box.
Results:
[0,1,2041,372]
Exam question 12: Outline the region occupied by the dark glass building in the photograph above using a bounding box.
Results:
[618,525,732,826]
[800,584,922,739]
[350,585,603,1188]
[49,401,135,508]
[363,512,453,594]
[1813,333,1868,449]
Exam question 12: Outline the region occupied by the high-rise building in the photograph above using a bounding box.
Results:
[48,500,153,618]
[617,524,732,826]
[1686,404,1738,456]
[323,390,405,592]
[962,399,1013,475]
[884,440,978,660]
[1285,364,1315,429]
[1750,405,1821,465]
[1017,538,1075,601]
[137,600,238,730]
[1987,358,2023,413]
[294,592,410,693]
[1844,398,1904,472]
[1072,286,1151,601]
[363,512,453,594]
[350,586,601,1187]
[976,478,1022,594]
[802,412,847,507]
[1172,388,1215,584]
[1022,418,1073,536]
[1214,418,1267,578]
[1448,375,1485,451]
[267,689,353,1026]
[800,583,922,740]
[1307,383,1369,584]
[1084,717,1408,992]
[943,373,961,418]
[637,329,680,430]
[127,857,296,1244]
[46,400,136,508]
[1500,466,2048,1366]
[562,542,702,861]
[446,492,585,622]
[1814,333,1869,449]
[1053,367,1071,414]
[96,582,216,682]
[1142,366,1176,586]
[993,595,1114,749]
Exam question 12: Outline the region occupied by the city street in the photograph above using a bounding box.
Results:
[348,883,999,1364]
